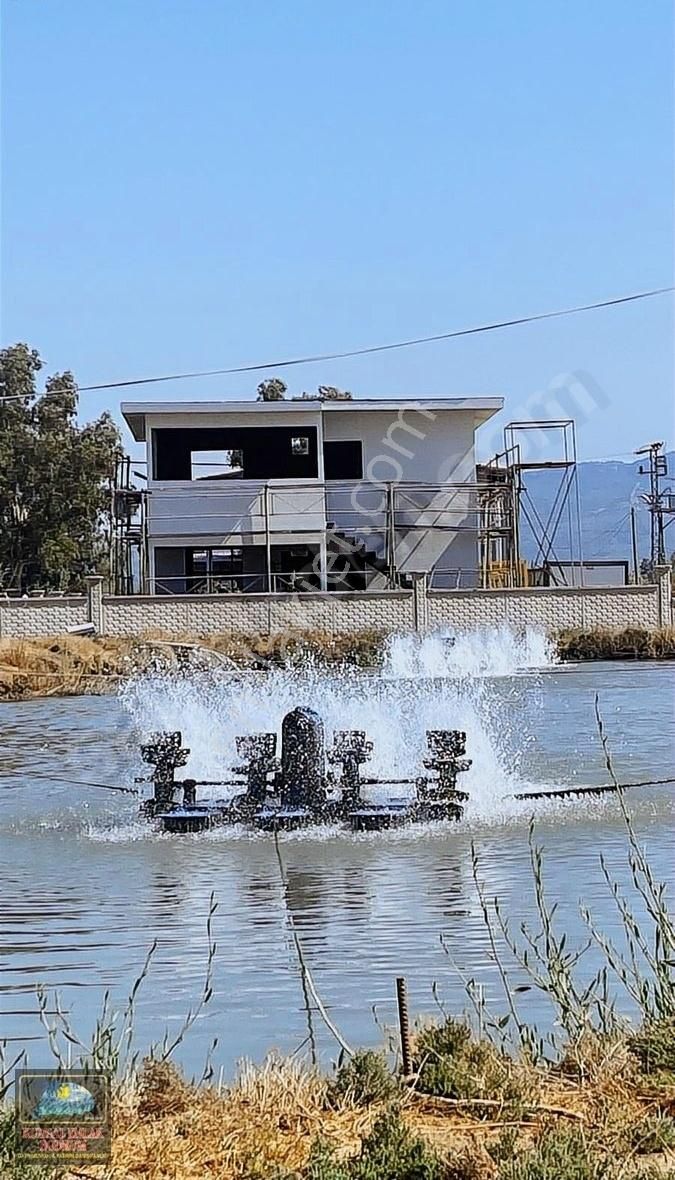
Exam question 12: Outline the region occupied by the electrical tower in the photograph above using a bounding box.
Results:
[635,441,671,568]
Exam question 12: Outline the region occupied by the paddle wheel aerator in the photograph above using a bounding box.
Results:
[136,707,471,834]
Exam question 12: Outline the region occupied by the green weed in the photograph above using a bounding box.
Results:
[327,1050,400,1109]
[412,1017,526,1109]
[307,1108,443,1180]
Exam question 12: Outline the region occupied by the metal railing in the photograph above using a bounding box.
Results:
[429,568,481,590]
[145,480,514,534]
[147,565,395,595]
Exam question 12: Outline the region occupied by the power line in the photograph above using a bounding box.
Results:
[0,285,672,402]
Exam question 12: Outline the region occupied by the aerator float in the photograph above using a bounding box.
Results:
[137,706,471,834]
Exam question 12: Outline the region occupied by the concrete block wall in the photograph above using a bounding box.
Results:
[102,591,414,636]
[427,584,662,631]
[0,596,88,638]
[0,568,670,639]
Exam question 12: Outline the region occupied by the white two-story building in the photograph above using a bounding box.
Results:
[121,396,503,593]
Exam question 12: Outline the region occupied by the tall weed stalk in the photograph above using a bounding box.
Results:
[450,693,673,1061]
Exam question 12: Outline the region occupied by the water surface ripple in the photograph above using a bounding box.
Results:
[1,633,673,1074]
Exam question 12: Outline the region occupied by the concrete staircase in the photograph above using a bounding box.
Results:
[326,526,393,591]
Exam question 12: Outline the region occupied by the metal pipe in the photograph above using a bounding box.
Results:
[630,506,639,583]
[396,976,413,1077]
[571,421,585,587]
[360,777,417,785]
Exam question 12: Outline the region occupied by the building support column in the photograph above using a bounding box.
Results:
[263,484,272,593]
[319,536,328,591]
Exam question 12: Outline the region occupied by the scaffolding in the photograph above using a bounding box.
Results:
[111,457,147,595]
[478,420,584,588]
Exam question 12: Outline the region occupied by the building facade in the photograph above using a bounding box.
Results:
[121,397,504,594]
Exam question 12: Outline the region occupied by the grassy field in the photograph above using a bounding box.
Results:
[0,626,674,701]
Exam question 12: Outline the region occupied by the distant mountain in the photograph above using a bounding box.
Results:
[518,452,675,564]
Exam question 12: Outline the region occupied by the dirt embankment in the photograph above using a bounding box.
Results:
[3,1023,674,1179]
[1,626,674,701]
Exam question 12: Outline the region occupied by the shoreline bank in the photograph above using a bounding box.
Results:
[2,1020,674,1178]
[1,625,674,702]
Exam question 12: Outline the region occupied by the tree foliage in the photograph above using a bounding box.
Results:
[295,385,353,401]
[256,377,287,401]
[0,343,122,592]
[255,378,353,402]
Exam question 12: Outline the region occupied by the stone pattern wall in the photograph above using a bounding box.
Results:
[1,580,669,639]
[427,584,661,631]
[103,592,414,636]
[0,597,88,638]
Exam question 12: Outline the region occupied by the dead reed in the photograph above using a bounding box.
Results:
[1,624,673,702]
[556,625,675,662]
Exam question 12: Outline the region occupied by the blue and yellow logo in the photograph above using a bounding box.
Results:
[32,1080,97,1119]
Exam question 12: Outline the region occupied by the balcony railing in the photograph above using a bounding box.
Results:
[145,480,510,540]
[147,568,395,595]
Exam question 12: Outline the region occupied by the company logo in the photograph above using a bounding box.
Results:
[15,1069,111,1164]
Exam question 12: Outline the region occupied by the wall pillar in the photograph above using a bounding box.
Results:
[655,565,672,627]
[412,572,429,632]
[85,576,105,634]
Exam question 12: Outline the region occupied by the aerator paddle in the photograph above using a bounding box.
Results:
[512,776,675,802]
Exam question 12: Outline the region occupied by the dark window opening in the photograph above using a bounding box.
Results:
[185,546,265,592]
[190,449,243,480]
[271,544,320,591]
[153,426,319,481]
[323,440,363,480]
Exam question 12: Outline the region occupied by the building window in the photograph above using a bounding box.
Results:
[291,436,309,456]
[191,450,243,480]
[323,439,363,480]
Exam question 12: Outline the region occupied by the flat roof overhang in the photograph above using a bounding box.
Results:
[121,397,504,442]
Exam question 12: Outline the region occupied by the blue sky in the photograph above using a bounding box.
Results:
[2,0,673,461]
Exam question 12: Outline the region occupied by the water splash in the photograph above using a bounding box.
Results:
[383,626,556,680]
[120,626,556,824]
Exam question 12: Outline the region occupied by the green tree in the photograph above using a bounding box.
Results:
[0,343,122,592]
[256,377,287,401]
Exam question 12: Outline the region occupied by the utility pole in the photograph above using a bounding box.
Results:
[635,442,669,569]
[630,505,639,583]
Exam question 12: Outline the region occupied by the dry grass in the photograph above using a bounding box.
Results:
[556,626,675,662]
[110,1056,360,1178]
[1,624,673,702]
[0,630,388,701]
[0,635,142,700]
[77,1040,675,1179]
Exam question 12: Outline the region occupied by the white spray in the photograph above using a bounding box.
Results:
[120,626,556,824]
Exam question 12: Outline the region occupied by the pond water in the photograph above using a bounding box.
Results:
[1,629,673,1079]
